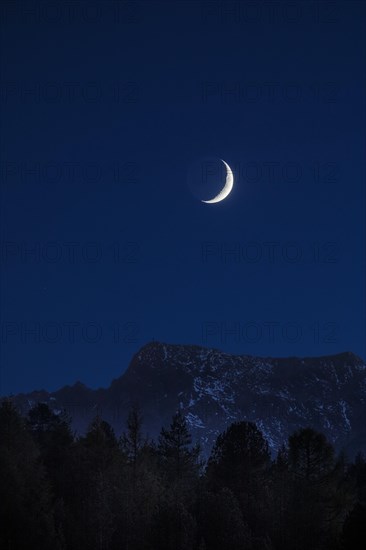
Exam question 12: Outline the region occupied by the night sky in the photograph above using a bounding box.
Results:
[0,0,365,395]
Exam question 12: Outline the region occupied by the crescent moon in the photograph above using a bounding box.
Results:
[201,159,234,204]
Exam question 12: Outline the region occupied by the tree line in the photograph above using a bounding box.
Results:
[0,400,365,550]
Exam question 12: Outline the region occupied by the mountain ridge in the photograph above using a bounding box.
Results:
[3,342,366,457]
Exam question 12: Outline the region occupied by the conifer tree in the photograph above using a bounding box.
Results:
[0,401,60,549]
[158,411,200,485]
[120,405,146,481]
[206,421,271,533]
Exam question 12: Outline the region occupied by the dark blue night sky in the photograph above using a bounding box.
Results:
[0,0,365,394]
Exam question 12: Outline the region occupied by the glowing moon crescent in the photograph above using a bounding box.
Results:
[201,159,234,204]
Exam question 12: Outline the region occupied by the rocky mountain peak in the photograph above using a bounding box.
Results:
[4,343,366,458]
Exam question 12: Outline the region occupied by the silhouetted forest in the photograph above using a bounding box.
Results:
[0,400,365,550]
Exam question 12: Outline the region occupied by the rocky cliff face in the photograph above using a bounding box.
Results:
[7,342,366,457]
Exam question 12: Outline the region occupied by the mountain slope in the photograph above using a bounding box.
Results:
[6,342,366,456]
